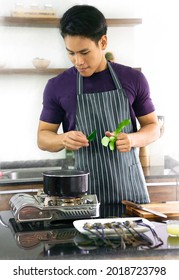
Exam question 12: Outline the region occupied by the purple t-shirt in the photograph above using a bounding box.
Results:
[40,62,155,132]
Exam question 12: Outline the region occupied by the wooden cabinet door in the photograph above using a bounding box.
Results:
[146,178,177,202]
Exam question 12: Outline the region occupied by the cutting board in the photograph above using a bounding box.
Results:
[123,201,179,220]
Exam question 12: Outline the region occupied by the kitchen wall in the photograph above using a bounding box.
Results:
[0,0,178,165]
[135,0,179,164]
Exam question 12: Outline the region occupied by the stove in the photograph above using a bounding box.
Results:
[9,190,100,223]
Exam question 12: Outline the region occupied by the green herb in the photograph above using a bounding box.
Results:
[101,136,110,147]
[109,137,116,151]
[101,119,131,151]
[114,119,131,136]
[87,129,97,142]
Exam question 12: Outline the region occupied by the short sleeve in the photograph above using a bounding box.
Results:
[39,79,65,124]
[133,71,155,117]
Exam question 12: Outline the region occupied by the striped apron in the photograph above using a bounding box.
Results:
[74,62,150,204]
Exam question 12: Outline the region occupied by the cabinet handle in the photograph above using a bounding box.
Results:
[146,182,176,186]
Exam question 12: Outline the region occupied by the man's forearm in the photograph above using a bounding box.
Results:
[38,130,65,152]
[130,123,160,148]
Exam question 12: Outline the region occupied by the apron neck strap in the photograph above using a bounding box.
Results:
[107,62,123,91]
[77,70,83,95]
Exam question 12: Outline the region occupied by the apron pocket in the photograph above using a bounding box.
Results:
[129,163,150,203]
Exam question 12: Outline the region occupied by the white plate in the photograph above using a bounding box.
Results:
[73,217,154,238]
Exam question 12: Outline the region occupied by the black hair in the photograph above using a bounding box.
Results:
[60,5,107,44]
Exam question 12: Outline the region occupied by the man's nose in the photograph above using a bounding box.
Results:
[75,54,84,66]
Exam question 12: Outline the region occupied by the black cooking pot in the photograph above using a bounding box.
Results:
[43,169,89,197]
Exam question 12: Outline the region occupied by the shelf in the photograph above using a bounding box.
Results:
[106,18,142,27]
[0,16,142,28]
[0,67,141,75]
[0,68,66,75]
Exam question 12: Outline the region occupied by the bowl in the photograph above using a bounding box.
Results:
[166,220,179,236]
[32,58,50,69]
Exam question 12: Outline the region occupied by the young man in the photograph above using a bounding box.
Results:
[38,5,160,204]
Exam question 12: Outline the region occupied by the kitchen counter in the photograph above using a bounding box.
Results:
[143,166,179,179]
[1,154,179,186]
[0,165,179,187]
[0,205,179,260]
[0,165,179,211]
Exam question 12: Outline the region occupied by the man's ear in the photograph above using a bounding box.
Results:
[99,35,107,50]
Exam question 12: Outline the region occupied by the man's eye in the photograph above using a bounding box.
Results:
[68,51,89,56]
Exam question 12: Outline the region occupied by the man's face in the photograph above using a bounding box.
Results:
[64,35,107,77]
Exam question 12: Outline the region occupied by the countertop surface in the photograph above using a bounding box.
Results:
[1,154,179,186]
[0,165,179,187]
[0,204,179,260]
[142,166,179,179]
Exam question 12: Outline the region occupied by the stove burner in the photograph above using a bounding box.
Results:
[60,197,81,206]
[40,191,83,207]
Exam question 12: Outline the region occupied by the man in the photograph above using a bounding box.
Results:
[38,5,160,204]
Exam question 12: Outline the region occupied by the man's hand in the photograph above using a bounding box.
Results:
[115,132,132,152]
[105,131,131,152]
[62,131,89,150]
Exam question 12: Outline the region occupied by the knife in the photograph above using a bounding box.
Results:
[122,200,167,219]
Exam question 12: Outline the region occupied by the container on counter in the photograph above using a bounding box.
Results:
[166,220,179,236]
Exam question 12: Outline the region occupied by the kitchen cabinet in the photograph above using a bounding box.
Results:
[0,183,42,211]
[146,178,177,202]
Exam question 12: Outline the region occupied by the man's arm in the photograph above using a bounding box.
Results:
[130,111,160,147]
[115,112,160,152]
[37,120,89,152]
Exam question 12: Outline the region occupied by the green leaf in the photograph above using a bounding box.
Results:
[109,139,115,151]
[114,119,131,136]
[109,136,116,142]
[87,130,97,142]
[101,119,131,151]
[101,136,110,147]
